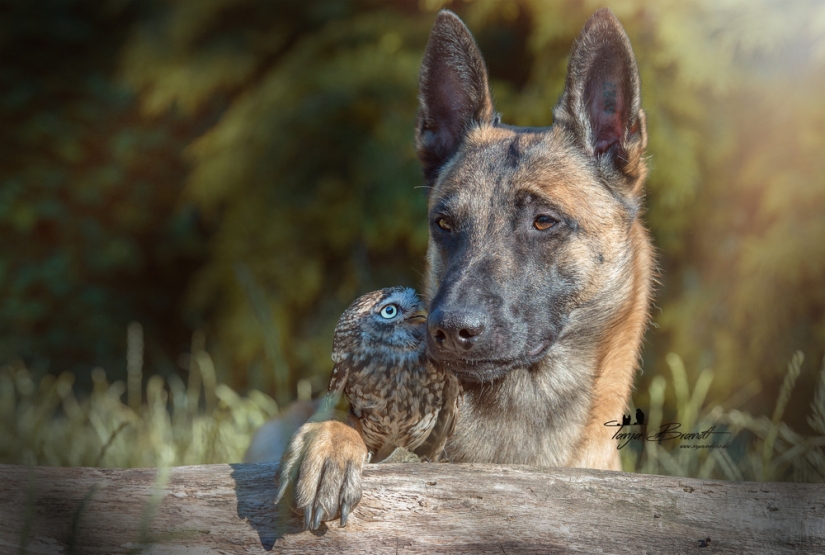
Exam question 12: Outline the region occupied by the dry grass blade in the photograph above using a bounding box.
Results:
[762,351,803,473]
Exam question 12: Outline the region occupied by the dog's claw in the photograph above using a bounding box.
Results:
[340,501,350,526]
[312,507,324,530]
[276,421,367,531]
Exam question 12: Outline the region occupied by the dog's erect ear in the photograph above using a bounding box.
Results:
[554,9,647,190]
[416,10,495,184]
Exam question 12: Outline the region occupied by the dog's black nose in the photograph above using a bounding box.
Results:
[428,307,486,356]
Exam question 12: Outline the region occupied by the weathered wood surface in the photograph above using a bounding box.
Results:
[1,462,823,554]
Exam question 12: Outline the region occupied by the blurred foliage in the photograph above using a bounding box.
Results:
[1,0,825,461]
[0,0,209,384]
[0,337,278,467]
[621,351,825,483]
[3,351,823,483]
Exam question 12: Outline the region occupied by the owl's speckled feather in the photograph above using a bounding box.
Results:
[329,287,461,462]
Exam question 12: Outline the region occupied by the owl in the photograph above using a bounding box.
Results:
[329,286,461,463]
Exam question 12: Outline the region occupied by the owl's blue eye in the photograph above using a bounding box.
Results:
[379,304,398,319]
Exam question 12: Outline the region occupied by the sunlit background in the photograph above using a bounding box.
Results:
[2,0,824,481]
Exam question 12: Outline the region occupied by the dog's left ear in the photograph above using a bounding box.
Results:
[416,10,495,185]
[554,9,647,193]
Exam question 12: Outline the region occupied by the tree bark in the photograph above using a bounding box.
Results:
[0,462,822,554]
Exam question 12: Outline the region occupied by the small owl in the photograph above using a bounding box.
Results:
[329,287,461,463]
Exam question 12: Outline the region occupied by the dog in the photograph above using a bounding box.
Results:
[272,7,654,529]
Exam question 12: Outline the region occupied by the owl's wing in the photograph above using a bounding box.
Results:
[413,369,462,462]
[327,362,350,395]
[308,362,351,423]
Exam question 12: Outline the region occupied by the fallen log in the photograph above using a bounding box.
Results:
[0,462,822,554]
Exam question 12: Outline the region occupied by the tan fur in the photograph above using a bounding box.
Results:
[422,119,653,470]
[572,222,653,470]
[275,420,367,523]
[274,9,655,529]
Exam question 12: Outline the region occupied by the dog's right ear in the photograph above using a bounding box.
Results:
[416,10,494,185]
[554,9,647,193]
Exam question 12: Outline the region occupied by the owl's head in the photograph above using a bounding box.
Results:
[332,287,426,363]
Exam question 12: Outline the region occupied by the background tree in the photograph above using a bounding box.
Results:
[0,0,208,386]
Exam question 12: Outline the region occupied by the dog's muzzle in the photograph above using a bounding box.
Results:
[427,306,488,358]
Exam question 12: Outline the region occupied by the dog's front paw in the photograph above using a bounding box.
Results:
[275,420,369,530]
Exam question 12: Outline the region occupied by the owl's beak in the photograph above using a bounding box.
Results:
[405,308,427,323]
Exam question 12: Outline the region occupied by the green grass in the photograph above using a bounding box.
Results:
[0,350,278,468]
[1,346,823,482]
[621,351,825,482]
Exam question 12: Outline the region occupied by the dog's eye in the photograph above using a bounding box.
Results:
[533,215,557,231]
[436,217,452,232]
[379,304,398,319]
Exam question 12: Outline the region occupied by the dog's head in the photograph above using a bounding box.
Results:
[417,9,648,382]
